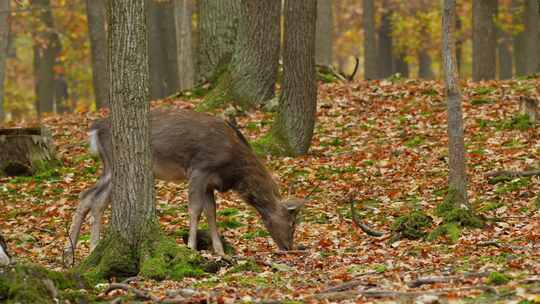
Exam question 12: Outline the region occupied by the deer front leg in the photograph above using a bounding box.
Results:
[204,191,225,256]
[64,189,94,264]
[89,183,111,251]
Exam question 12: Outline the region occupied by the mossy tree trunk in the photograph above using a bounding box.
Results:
[200,0,280,110]
[81,0,157,280]
[442,0,468,207]
[265,0,317,156]
[197,0,240,83]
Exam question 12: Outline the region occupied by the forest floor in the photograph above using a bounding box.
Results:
[1,78,540,303]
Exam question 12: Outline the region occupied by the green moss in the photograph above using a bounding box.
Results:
[227,259,262,274]
[251,132,291,156]
[435,189,484,228]
[391,210,433,240]
[0,264,90,304]
[196,70,234,112]
[139,236,206,281]
[428,222,461,243]
[487,271,511,285]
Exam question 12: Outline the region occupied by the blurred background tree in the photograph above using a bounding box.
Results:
[0,0,538,121]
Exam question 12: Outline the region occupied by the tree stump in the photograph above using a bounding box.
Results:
[0,127,57,176]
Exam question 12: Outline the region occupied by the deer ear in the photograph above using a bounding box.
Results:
[284,200,305,215]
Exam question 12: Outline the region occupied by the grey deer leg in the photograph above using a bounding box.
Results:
[203,191,225,255]
[89,180,111,251]
[187,171,208,251]
[64,173,111,263]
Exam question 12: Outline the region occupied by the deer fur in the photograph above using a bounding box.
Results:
[64,109,303,260]
[0,234,10,266]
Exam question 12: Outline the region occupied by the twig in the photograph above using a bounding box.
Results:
[407,272,490,288]
[120,276,140,285]
[319,271,379,293]
[314,285,498,301]
[485,169,540,178]
[105,283,160,302]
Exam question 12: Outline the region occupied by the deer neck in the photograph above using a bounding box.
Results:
[237,168,282,219]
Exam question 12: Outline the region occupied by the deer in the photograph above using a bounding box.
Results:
[64,109,304,262]
[0,234,10,266]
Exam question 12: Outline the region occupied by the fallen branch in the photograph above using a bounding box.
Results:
[485,169,540,179]
[314,285,497,301]
[105,283,160,302]
[319,272,379,294]
[407,272,490,288]
[350,198,384,237]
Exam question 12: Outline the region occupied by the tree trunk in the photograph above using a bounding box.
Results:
[174,0,194,91]
[161,1,179,96]
[521,0,539,75]
[472,0,497,81]
[271,0,317,155]
[393,53,409,78]
[228,0,281,108]
[86,0,109,109]
[442,0,468,206]
[315,0,332,66]
[418,51,435,79]
[363,0,377,80]
[81,0,157,279]
[148,0,168,99]
[456,15,463,75]
[32,0,62,115]
[197,0,240,83]
[498,28,513,79]
[378,1,393,78]
[0,0,9,122]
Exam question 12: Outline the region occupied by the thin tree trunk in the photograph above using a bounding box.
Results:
[442,0,468,206]
[228,0,281,108]
[273,0,317,155]
[472,0,497,81]
[148,0,167,99]
[315,0,333,66]
[378,1,393,78]
[418,51,435,79]
[393,53,409,78]
[86,0,109,109]
[498,29,513,79]
[0,0,9,122]
[513,0,526,76]
[161,1,179,96]
[32,0,61,115]
[456,15,462,75]
[174,0,194,90]
[522,0,539,75]
[363,0,377,80]
[197,0,240,82]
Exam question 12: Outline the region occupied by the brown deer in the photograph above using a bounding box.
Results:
[64,109,303,261]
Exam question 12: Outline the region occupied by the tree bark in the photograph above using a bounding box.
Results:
[315,0,333,66]
[197,0,240,82]
[378,1,393,78]
[228,0,281,107]
[0,0,9,122]
[363,0,377,80]
[32,0,62,115]
[86,0,109,109]
[498,29,513,79]
[148,0,168,99]
[442,0,468,206]
[418,51,435,79]
[456,15,463,75]
[174,0,194,91]
[161,1,179,96]
[81,0,157,279]
[272,0,317,155]
[393,53,409,78]
[472,0,497,81]
[520,0,539,75]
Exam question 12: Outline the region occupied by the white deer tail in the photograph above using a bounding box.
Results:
[88,130,99,156]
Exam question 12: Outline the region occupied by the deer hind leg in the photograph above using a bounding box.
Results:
[89,180,112,251]
[187,170,210,251]
[203,191,225,255]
